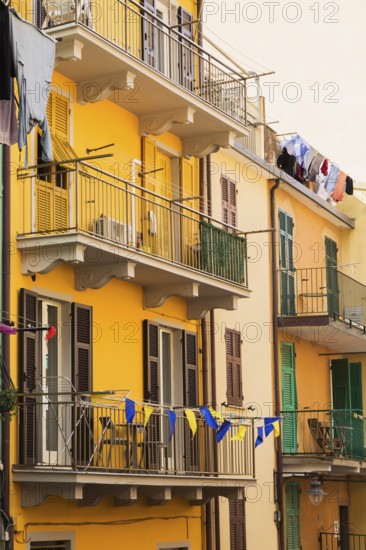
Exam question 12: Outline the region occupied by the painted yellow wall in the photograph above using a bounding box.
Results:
[337,193,366,285]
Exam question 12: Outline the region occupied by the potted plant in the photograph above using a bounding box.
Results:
[0,387,17,417]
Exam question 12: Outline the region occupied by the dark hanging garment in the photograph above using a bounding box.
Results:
[277,147,296,179]
[0,1,12,100]
[345,175,354,195]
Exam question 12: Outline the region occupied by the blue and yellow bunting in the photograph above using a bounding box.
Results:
[125,398,136,424]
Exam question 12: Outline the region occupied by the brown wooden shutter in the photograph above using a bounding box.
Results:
[226,329,243,406]
[19,289,39,464]
[72,304,93,393]
[221,175,237,232]
[183,331,198,407]
[229,499,247,550]
[143,320,160,403]
[177,6,194,90]
[143,320,161,470]
[72,303,93,466]
[183,330,199,471]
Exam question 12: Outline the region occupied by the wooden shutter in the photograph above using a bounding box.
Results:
[72,304,93,393]
[325,236,339,316]
[286,483,301,550]
[281,342,297,453]
[183,331,198,407]
[229,499,246,550]
[141,0,156,67]
[143,320,161,470]
[325,236,338,267]
[350,362,362,411]
[177,6,194,90]
[221,176,237,231]
[19,289,39,464]
[331,359,349,410]
[226,329,242,406]
[279,209,295,316]
[143,320,160,402]
[71,303,93,466]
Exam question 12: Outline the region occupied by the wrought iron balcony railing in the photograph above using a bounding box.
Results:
[15,0,249,126]
[17,158,248,287]
[278,267,366,331]
[18,393,255,477]
[320,532,366,550]
[281,408,365,461]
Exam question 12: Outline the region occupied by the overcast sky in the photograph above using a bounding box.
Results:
[203,0,365,183]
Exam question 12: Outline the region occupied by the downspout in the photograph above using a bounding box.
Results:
[206,154,221,550]
[270,178,285,550]
[2,145,12,547]
[199,156,213,550]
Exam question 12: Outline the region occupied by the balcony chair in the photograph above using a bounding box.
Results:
[308,418,342,454]
[98,416,145,469]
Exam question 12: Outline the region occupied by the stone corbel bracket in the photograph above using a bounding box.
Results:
[77,70,137,105]
[75,262,136,290]
[139,107,196,136]
[183,130,236,158]
[19,241,87,276]
[55,38,84,65]
[144,282,199,309]
[187,295,239,320]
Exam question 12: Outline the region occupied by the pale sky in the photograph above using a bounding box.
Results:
[204,0,366,182]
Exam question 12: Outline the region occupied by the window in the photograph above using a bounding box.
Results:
[229,498,246,550]
[31,542,71,550]
[36,91,76,232]
[281,342,297,454]
[221,175,237,232]
[279,209,295,316]
[225,328,242,406]
[143,320,199,471]
[19,289,92,466]
[285,483,300,550]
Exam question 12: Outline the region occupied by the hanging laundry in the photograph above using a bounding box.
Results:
[323,162,340,194]
[277,147,296,179]
[281,134,311,170]
[345,176,354,196]
[307,152,326,182]
[321,159,329,176]
[0,81,18,146]
[302,145,318,178]
[331,171,347,202]
[9,9,55,166]
[0,1,13,101]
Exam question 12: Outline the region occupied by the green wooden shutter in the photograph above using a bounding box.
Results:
[281,343,297,453]
[349,362,362,412]
[19,289,39,465]
[325,236,339,316]
[331,359,349,410]
[350,362,364,458]
[286,483,301,550]
[279,210,295,316]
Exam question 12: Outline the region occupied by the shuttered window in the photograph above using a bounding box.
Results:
[31,542,71,550]
[286,483,301,550]
[71,304,93,393]
[279,209,295,316]
[226,329,242,406]
[177,6,194,90]
[281,342,297,454]
[221,175,237,232]
[229,499,246,550]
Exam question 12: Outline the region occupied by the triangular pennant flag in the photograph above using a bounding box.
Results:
[200,406,218,429]
[231,424,247,441]
[125,398,136,424]
[166,410,176,441]
[264,417,282,437]
[273,420,281,437]
[216,419,232,443]
[255,426,265,448]
[184,409,197,438]
[209,406,223,423]
[143,405,154,428]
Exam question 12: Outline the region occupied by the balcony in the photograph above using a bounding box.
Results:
[13,393,255,507]
[15,0,255,153]
[281,409,366,475]
[320,532,366,550]
[17,159,250,319]
[278,267,366,352]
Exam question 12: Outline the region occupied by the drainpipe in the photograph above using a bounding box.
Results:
[199,156,213,550]
[270,179,285,550]
[206,154,221,550]
[2,145,12,548]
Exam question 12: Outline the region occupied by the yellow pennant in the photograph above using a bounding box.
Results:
[184,409,197,438]
[209,406,223,423]
[231,424,247,441]
[143,405,154,428]
[273,421,280,437]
